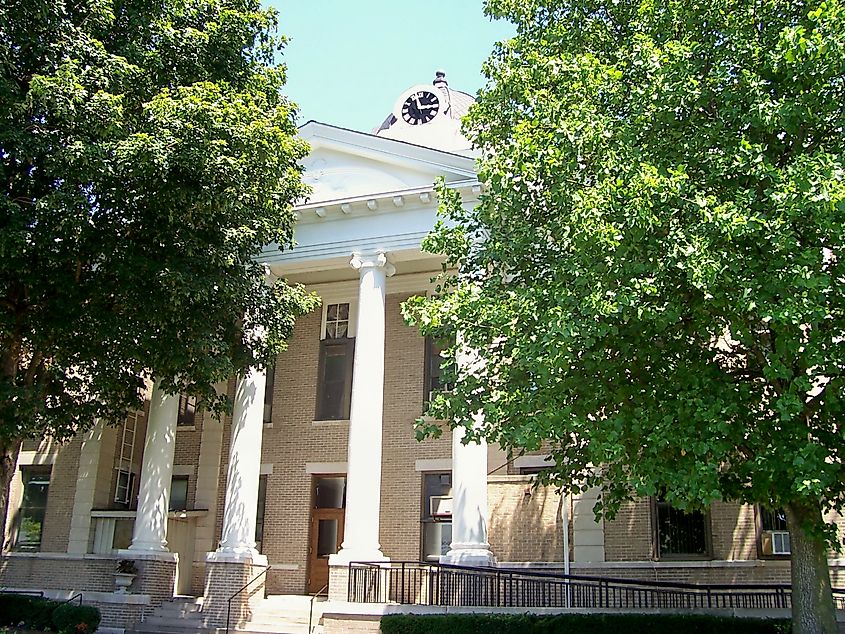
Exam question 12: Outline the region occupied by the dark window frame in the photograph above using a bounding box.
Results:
[651,496,712,560]
[315,337,355,421]
[263,363,275,424]
[13,466,51,552]
[255,474,268,552]
[169,475,189,511]
[420,472,452,562]
[177,394,197,427]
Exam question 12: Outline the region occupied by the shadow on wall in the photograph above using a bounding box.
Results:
[488,478,564,563]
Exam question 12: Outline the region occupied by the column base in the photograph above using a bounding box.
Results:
[329,549,388,566]
[440,546,496,568]
[207,548,268,566]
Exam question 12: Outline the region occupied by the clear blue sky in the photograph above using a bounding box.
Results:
[265,1,515,132]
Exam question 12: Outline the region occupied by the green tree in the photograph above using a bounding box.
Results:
[404,1,845,631]
[0,0,316,544]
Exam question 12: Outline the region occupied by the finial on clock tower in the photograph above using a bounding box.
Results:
[433,70,448,88]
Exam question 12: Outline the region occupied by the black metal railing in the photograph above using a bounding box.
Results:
[348,561,845,611]
[226,565,269,634]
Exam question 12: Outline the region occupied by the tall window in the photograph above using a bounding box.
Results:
[653,496,710,558]
[316,303,354,421]
[14,467,51,551]
[759,507,790,556]
[255,474,268,553]
[264,364,275,424]
[421,473,452,561]
[177,394,197,426]
[424,337,455,403]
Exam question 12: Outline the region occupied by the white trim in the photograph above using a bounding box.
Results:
[513,455,553,470]
[305,462,348,475]
[17,450,55,466]
[175,425,196,432]
[415,459,452,472]
[267,562,300,570]
[172,465,195,477]
[320,299,358,339]
[260,463,273,476]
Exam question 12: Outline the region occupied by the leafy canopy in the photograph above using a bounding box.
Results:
[0,0,317,443]
[404,0,845,530]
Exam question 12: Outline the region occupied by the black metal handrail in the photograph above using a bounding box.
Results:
[56,592,83,607]
[225,565,270,634]
[347,560,845,611]
[309,583,327,633]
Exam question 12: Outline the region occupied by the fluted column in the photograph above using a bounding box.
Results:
[128,380,179,553]
[212,366,267,563]
[331,251,394,564]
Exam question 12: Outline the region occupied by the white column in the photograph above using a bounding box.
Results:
[212,367,267,563]
[332,251,394,564]
[442,346,496,567]
[128,380,179,552]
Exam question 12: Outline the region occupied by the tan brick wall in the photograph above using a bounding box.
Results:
[39,436,82,552]
[488,476,564,563]
[604,498,654,561]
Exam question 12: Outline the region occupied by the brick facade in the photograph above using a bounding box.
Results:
[2,276,844,628]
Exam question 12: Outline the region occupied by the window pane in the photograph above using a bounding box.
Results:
[177,395,196,426]
[169,476,189,511]
[315,477,346,509]
[422,473,452,520]
[337,303,349,320]
[317,340,353,420]
[255,475,268,550]
[761,508,788,531]
[327,304,338,320]
[422,522,452,561]
[16,468,50,551]
[656,499,707,556]
[317,519,339,558]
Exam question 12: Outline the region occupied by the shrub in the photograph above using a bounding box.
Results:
[52,603,101,634]
[379,613,792,634]
[0,593,101,632]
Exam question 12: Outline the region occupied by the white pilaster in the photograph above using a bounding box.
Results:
[211,366,267,564]
[127,380,178,553]
[67,422,105,553]
[331,251,394,564]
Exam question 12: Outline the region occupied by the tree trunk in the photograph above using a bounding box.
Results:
[0,441,22,552]
[785,501,838,634]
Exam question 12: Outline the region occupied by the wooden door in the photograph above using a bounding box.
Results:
[307,476,346,594]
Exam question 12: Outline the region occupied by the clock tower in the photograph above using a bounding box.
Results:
[374,71,476,154]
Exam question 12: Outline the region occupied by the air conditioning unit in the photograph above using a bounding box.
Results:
[762,530,791,555]
[430,496,453,521]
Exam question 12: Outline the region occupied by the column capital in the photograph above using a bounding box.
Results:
[350,251,395,277]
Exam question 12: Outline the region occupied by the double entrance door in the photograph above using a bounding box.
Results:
[307,476,346,594]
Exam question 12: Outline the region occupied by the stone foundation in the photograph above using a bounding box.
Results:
[0,551,176,630]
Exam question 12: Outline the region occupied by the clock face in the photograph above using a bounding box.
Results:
[401,90,440,125]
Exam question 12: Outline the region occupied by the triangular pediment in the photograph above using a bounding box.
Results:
[298,121,477,206]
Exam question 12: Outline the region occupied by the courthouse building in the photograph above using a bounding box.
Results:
[0,72,842,631]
